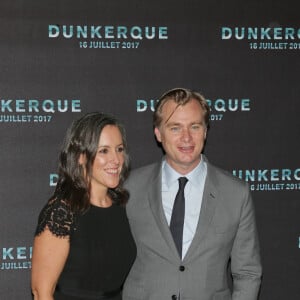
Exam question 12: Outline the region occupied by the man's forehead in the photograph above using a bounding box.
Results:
[162,101,203,121]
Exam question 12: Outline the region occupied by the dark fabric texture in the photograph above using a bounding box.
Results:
[36,198,136,300]
[170,177,188,259]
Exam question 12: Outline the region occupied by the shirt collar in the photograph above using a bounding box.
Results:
[162,155,207,189]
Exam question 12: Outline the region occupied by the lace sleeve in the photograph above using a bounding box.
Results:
[35,198,76,237]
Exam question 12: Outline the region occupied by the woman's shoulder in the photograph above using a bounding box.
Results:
[35,197,76,238]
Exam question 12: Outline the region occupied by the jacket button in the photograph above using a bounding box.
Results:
[179,265,185,271]
[171,295,177,300]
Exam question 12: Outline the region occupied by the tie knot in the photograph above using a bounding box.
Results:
[178,177,188,189]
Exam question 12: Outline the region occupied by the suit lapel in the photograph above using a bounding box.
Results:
[147,162,180,261]
[184,162,219,263]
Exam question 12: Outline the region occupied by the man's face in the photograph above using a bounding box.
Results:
[154,99,207,175]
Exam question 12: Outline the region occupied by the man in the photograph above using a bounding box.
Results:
[123,88,262,300]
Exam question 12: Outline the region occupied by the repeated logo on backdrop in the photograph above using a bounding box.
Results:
[0,98,81,124]
[221,26,300,50]
[136,97,251,121]
[49,173,58,187]
[232,167,300,191]
[49,24,168,49]
[51,169,300,191]
[49,168,300,193]
[0,246,32,271]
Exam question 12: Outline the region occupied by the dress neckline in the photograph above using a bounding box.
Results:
[90,203,115,209]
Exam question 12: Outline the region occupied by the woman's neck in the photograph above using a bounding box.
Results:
[89,188,112,208]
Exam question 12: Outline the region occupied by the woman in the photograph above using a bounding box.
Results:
[31,112,136,300]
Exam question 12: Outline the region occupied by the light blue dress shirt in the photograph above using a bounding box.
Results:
[161,155,207,258]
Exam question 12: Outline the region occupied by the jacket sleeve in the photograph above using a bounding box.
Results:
[231,186,262,300]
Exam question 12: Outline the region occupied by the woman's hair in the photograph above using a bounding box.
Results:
[52,112,130,212]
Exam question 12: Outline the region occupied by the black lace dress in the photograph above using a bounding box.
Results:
[35,198,136,300]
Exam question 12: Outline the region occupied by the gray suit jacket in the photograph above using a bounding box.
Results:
[123,157,262,300]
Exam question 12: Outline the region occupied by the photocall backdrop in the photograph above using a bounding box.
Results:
[0,1,299,299]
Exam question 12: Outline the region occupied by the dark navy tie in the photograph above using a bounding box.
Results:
[170,177,188,259]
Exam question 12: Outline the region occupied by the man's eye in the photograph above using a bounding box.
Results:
[170,127,180,132]
[191,124,201,130]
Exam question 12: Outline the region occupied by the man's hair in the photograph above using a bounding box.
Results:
[153,87,210,128]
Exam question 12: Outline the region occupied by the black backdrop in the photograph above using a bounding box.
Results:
[0,1,299,299]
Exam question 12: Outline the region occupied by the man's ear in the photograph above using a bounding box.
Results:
[154,127,162,142]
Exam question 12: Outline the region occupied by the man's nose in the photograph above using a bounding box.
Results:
[181,128,192,141]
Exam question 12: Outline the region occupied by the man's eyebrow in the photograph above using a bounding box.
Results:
[165,122,181,127]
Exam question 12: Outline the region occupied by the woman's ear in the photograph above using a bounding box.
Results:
[78,153,86,166]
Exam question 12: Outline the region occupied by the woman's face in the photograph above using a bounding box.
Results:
[90,125,125,191]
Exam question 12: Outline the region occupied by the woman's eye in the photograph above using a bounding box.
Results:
[99,148,108,154]
[117,146,124,153]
